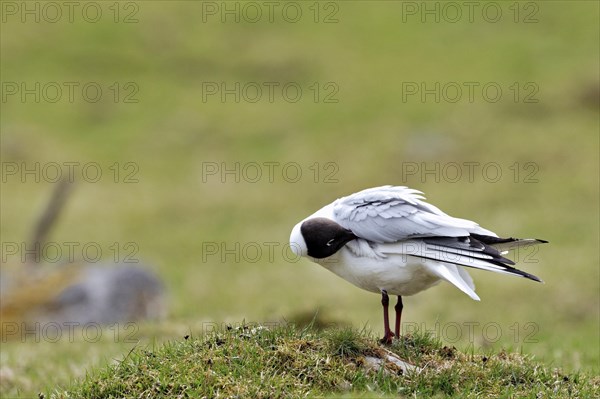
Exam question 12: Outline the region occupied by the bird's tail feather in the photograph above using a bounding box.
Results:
[381,238,544,283]
[425,262,480,301]
[470,234,548,253]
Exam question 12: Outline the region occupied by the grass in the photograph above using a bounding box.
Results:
[54,324,599,398]
[1,1,599,397]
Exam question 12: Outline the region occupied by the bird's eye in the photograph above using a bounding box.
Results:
[326,239,335,246]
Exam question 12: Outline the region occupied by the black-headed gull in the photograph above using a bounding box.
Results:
[289,185,547,343]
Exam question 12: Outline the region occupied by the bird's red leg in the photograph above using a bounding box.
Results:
[380,290,394,344]
[394,296,403,338]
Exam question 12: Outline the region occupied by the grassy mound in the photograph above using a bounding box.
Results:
[54,324,599,398]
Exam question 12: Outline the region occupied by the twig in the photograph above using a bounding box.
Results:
[26,178,74,265]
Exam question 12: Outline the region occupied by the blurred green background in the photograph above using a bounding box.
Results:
[1,1,598,396]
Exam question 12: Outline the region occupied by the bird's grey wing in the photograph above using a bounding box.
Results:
[332,185,496,243]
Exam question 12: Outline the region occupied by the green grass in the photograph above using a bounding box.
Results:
[1,1,599,397]
[54,324,599,399]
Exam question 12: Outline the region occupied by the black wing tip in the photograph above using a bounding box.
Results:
[499,263,543,283]
[471,234,549,245]
[518,270,543,283]
[498,256,515,266]
[526,274,544,283]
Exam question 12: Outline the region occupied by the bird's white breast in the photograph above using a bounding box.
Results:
[314,245,442,296]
